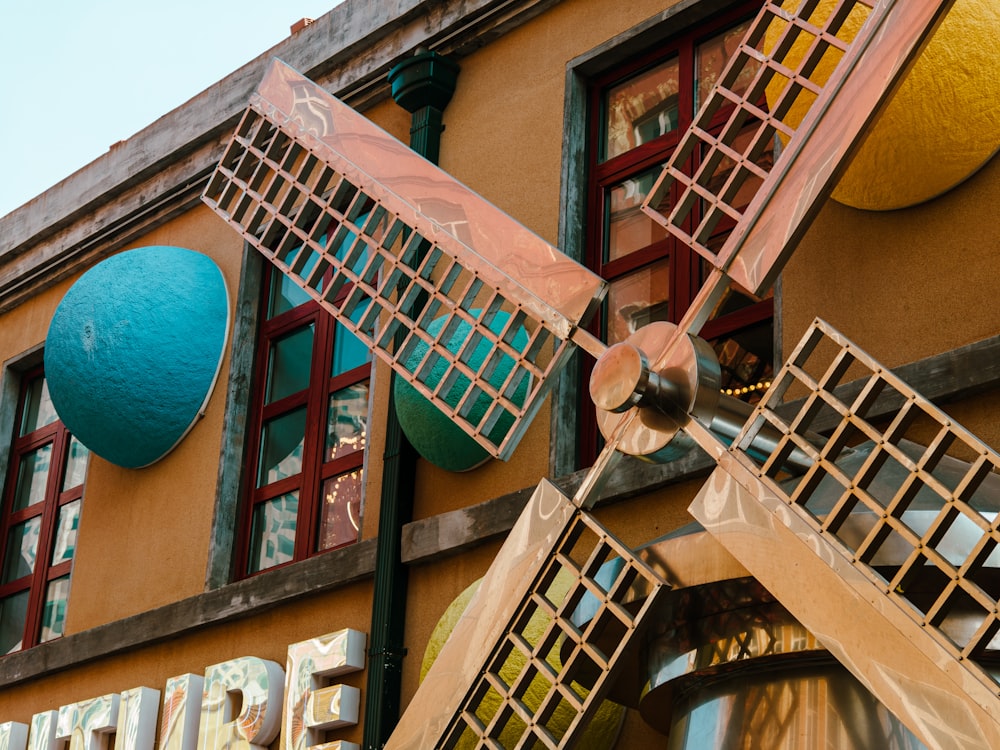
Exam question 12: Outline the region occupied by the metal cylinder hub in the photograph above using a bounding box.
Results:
[589,321,721,461]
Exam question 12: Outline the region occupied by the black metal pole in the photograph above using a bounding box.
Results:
[362,50,459,750]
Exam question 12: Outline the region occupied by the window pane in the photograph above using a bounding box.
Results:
[268,271,311,318]
[0,590,28,654]
[604,56,680,161]
[13,443,52,512]
[712,320,775,402]
[695,19,756,112]
[331,323,370,378]
[51,500,81,566]
[2,517,41,583]
[606,259,670,345]
[62,437,89,491]
[317,471,362,552]
[327,383,369,461]
[20,378,58,436]
[605,165,669,262]
[39,576,71,643]
[258,408,307,486]
[249,493,298,573]
[266,325,315,404]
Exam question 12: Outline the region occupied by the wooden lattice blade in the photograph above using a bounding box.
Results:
[202,60,606,460]
[641,0,955,298]
[386,479,667,748]
[690,319,1000,749]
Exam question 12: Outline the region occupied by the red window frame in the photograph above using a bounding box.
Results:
[581,1,772,466]
[0,367,84,652]
[236,264,370,578]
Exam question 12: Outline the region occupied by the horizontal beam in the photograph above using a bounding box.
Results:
[0,539,378,686]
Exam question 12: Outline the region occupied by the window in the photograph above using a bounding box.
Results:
[238,265,371,576]
[581,1,774,464]
[0,368,88,653]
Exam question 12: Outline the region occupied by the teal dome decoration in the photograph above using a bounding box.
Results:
[394,312,529,472]
[45,246,229,469]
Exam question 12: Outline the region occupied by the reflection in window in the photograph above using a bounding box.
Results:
[249,493,299,572]
[0,591,29,654]
[604,56,680,161]
[14,444,52,512]
[332,320,371,377]
[0,369,87,652]
[19,378,58,436]
[327,384,368,461]
[606,165,669,262]
[39,576,70,643]
[258,409,307,486]
[711,317,774,402]
[701,250,775,403]
[62,438,89,492]
[2,517,40,583]
[606,260,671,345]
[51,500,81,566]
[695,20,756,110]
[242,265,370,577]
[317,471,362,552]
[266,326,315,404]
[268,273,311,317]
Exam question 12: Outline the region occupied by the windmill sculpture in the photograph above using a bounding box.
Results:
[202,1,1000,747]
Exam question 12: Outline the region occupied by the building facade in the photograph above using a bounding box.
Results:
[1,0,999,748]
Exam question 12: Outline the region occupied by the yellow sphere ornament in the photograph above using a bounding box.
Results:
[421,576,625,748]
[764,0,1000,210]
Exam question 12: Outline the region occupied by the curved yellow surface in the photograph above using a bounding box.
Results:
[421,576,625,748]
[764,0,1000,211]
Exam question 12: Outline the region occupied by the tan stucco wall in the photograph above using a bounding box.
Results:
[783,152,1000,372]
[62,205,245,631]
[0,279,74,366]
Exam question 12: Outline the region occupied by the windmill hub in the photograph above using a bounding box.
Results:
[590,342,675,414]
[590,322,721,461]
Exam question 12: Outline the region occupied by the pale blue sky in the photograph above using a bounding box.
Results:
[0,0,343,217]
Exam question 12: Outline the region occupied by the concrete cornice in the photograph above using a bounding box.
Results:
[0,0,560,314]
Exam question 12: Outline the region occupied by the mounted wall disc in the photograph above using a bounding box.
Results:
[45,246,229,468]
[766,0,1000,211]
[394,311,529,472]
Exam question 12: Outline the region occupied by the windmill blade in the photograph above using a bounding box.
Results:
[201,59,662,750]
[594,0,955,464]
[385,479,668,749]
[688,319,1000,748]
[202,60,607,460]
[642,0,956,297]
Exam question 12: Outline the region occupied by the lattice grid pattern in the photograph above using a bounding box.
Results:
[444,510,664,748]
[733,320,1000,675]
[204,106,575,460]
[644,0,875,270]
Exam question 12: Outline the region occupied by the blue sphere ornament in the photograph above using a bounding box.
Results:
[394,312,529,472]
[45,246,229,468]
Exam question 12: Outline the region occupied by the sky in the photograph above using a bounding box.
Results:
[0,0,343,218]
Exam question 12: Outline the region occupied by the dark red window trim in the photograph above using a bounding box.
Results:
[235,265,369,578]
[0,366,81,652]
[580,1,769,466]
